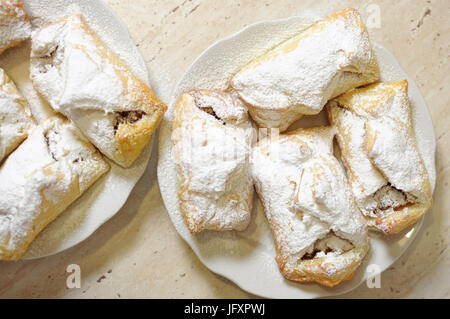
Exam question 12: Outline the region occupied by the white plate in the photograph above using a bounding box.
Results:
[157,14,436,298]
[0,0,156,259]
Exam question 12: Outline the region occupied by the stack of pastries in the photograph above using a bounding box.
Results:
[172,8,433,287]
[0,1,166,260]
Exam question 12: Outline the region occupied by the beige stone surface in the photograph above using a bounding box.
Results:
[0,0,449,298]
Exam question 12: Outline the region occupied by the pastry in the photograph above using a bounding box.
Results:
[0,116,110,261]
[0,0,31,55]
[172,89,255,234]
[251,127,369,287]
[30,14,167,168]
[231,8,380,132]
[0,67,35,162]
[327,80,433,234]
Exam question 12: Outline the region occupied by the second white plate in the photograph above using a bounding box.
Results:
[0,0,156,259]
[157,14,436,298]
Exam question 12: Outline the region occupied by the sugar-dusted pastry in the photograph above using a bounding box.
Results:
[327,81,433,235]
[172,90,255,234]
[251,127,369,287]
[30,14,167,168]
[0,116,110,261]
[0,68,35,162]
[231,8,380,132]
[0,0,31,55]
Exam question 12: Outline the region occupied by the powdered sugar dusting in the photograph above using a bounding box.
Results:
[172,90,255,233]
[0,0,31,54]
[29,14,130,164]
[0,117,109,260]
[0,67,35,161]
[231,8,379,131]
[25,0,146,82]
[328,81,432,223]
[251,128,368,271]
[30,15,127,114]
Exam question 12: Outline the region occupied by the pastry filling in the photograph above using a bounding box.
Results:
[332,103,418,218]
[364,183,417,218]
[36,45,62,73]
[44,128,87,165]
[197,106,225,125]
[191,91,228,125]
[113,110,146,133]
[44,132,58,162]
[301,231,354,260]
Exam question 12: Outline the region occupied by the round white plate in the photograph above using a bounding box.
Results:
[0,0,156,259]
[157,14,436,298]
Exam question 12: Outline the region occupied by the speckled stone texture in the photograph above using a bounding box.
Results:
[0,0,448,298]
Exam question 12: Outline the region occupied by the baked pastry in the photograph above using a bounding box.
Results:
[0,0,32,55]
[231,8,380,132]
[0,67,35,162]
[251,127,369,287]
[30,14,167,167]
[172,89,255,234]
[0,116,110,261]
[327,81,433,234]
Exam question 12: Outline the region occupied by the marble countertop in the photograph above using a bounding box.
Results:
[0,0,449,298]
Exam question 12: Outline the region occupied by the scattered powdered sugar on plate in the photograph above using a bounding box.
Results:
[0,0,157,259]
[157,13,436,298]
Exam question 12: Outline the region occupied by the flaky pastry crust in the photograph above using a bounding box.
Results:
[0,67,35,162]
[30,14,167,167]
[172,90,255,234]
[0,116,110,260]
[327,81,433,234]
[251,127,369,287]
[231,8,379,132]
